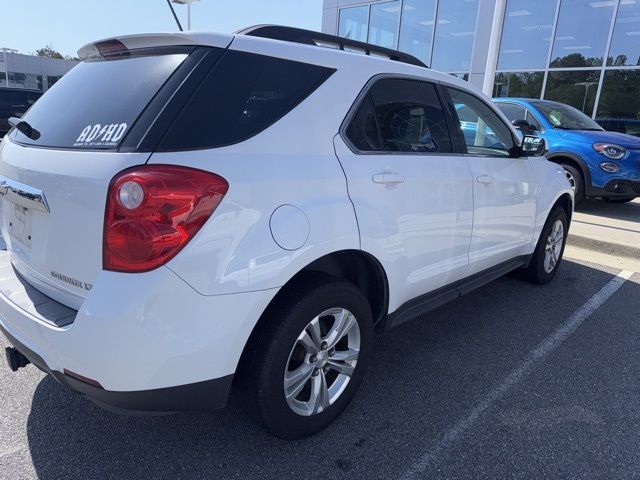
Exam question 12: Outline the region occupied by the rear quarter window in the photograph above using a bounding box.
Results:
[157,50,336,151]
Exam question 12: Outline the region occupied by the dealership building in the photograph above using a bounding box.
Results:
[0,51,77,92]
[322,0,640,127]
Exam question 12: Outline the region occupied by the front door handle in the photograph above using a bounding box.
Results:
[372,173,405,185]
[476,175,495,184]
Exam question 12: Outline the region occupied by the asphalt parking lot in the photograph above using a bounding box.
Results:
[1,200,639,480]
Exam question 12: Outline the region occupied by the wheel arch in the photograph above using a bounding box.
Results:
[234,249,389,380]
[547,152,592,193]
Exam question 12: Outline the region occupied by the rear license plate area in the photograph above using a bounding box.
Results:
[8,203,32,248]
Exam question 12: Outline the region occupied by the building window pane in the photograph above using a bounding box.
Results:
[596,70,640,136]
[550,0,614,68]
[498,0,557,70]
[450,73,470,82]
[494,72,544,98]
[431,0,479,72]
[607,0,640,66]
[398,0,437,65]
[543,70,600,116]
[368,1,401,49]
[338,6,369,42]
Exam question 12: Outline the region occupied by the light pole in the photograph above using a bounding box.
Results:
[171,0,200,30]
[1,48,18,87]
[575,81,598,113]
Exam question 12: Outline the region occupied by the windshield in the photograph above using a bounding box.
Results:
[10,47,192,149]
[531,101,603,131]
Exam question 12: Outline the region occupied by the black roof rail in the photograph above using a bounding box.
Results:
[235,25,428,68]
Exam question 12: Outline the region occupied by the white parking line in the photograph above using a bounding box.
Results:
[401,269,635,480]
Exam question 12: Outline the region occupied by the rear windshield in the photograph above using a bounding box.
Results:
[10,47,191,149]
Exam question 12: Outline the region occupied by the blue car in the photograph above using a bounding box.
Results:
[493,98,640,204]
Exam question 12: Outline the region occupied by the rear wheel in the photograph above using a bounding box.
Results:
[520,206,568,284]
[239,277,373,440]
[561,164,585,204]
[603,197,636,204]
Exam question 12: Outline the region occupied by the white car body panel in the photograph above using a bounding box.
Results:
[333,136,474,312]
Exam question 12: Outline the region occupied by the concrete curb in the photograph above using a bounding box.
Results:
[567,234,640,260]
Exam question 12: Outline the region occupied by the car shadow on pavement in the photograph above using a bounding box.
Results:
[575,198,640,221]
[24,260,635,480]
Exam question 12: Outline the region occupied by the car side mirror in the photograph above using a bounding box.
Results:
[520,135,546,157]
[512,119,533,134]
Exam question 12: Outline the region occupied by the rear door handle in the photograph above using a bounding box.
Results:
[476,175,495,184]
[372,173,405,185]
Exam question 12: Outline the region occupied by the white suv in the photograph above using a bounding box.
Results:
[0,26,573,439]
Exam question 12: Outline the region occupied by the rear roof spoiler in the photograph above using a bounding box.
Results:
[78,32,233,59]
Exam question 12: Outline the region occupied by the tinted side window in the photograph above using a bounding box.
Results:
[496,103,526,123]
[369,78,452,153]
[158,51,335,151]
[448,88,515,157]
[346,95,381,151]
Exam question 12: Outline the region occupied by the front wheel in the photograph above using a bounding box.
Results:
[561,164,585,205]
[520,206,569,284]
[239,277,373,440]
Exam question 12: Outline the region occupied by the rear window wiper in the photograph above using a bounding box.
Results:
[8,117,41,140]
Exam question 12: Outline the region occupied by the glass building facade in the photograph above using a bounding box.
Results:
[324,0,640,128]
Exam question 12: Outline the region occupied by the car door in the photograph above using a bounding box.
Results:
[446,87,538,274]
[333,77,474,311]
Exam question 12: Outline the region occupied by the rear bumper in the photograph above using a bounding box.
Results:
[0,252,278,412]
[2,323,233,413]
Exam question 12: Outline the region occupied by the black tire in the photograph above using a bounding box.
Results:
[238,275,373,440]
[603,197,636,204]
[561,164,585,205]
[520,206,568,284]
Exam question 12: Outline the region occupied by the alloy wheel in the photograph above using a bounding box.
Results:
[544,219,564,273]
[284,308,360,416]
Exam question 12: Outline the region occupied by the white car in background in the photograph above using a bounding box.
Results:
[0,26,573,439]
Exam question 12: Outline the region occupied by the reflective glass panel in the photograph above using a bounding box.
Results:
[369,1,401,49]
[338,6,369,42]
[431,0,479,72]
[608,0,640,66]
[494,72,544,98]
[543,70,601,116]
[550,0,615,68]
[498,0,557,70]
[398,0,437,65]
[596,70,640,136]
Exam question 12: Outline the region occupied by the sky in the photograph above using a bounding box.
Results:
[2,0,324,57]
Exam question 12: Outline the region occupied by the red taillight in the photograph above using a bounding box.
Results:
[103,165,228,273]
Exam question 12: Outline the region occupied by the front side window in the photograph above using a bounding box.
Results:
[448,88,515,156]
[347,78,452,154]
[496,103,527,124]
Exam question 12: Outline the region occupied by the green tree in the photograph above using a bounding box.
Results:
[36,44,64,59]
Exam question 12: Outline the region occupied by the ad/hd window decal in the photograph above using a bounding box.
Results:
[74,123,127,147]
